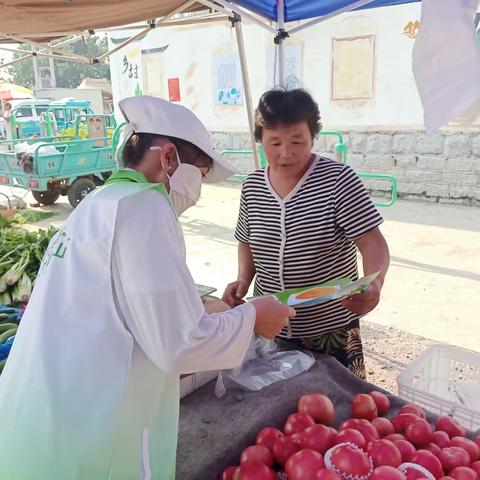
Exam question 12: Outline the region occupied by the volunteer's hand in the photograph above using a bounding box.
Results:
[251,297,296,339]
[222,279,250,307]
[341,281,381,315]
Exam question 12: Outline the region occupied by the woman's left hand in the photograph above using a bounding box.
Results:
[341,281,381,315]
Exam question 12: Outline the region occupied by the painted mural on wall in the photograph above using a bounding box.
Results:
[214,54,243,106]
[118,42,143,98]
[403,20,420,39]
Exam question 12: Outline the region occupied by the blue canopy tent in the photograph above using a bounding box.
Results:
[228,0,420,21]
[192,0,422,166]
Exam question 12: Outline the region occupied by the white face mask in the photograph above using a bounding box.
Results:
[150,146,203,216]
[168,151,202,216]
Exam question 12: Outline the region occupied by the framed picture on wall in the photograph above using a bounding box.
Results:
[331,34,376,100]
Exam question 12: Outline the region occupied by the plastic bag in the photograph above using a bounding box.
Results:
[214,335,315,398]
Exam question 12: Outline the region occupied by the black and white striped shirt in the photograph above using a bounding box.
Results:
[235,155,383,338]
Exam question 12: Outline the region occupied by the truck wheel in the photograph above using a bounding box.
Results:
[67,178,96,208]
[31,189,60,205]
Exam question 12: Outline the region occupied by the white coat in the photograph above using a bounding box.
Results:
[0,170,255,479]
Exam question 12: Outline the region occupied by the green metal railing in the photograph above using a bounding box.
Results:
[358,173,398,207]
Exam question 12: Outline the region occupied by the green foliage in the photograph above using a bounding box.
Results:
[7,36,111,89]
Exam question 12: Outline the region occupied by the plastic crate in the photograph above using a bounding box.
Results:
[397,344,480,432]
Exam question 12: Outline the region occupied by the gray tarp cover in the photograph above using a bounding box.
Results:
[177,355,439,479]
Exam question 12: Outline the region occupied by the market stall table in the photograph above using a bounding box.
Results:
[177,355,432,479]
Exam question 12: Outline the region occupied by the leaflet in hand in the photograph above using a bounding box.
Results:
[250,272,381,307]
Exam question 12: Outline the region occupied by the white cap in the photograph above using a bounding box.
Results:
[117,95,239,183]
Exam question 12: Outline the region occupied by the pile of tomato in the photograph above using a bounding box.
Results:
[221,391,480,480]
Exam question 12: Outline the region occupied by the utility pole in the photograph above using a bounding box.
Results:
[32,50,40,89]
[48,56,56,88]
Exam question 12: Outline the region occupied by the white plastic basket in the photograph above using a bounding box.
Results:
[397,344,480,432]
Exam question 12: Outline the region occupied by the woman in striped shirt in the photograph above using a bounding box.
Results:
[222,89,390,379]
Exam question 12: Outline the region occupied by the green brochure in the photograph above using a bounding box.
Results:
[249,271,381,307]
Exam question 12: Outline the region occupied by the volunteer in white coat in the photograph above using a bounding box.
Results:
[0,96,294,480]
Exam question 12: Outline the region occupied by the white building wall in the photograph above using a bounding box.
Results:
[108,3,424,130]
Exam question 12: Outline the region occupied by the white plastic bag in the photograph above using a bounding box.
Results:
[214,336,315,398]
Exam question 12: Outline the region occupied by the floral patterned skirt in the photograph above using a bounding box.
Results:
[278,319,366,380]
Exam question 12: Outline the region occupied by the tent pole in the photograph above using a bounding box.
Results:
[0,34,87,70]
[0,54,33,69]
[211,0,276,33]
[0,50,90,71]
[196,0,233,17]
[32,51,40,90]
[4,34,91,63]
[232,15,260,169]
[276,0,287,87]
[289,0,377,34]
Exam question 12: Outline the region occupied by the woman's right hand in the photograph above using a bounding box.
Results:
[251,297,296,339]
[222,279,250,307]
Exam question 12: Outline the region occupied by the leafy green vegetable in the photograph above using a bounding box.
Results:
[12,210,56,224]
[0,223,56,305]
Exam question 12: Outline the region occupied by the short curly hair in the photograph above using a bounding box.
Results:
[254,88,322,141]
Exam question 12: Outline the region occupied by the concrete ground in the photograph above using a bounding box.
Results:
[1,182,479,356]
[183,181,480,354]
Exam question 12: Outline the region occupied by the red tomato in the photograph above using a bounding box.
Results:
[439,477,456,480]
[298,394,336,426]
[449,466,480,480]
[340,418,379,444]
[325,443,373,479]
[368,439,403,468]
[352,394,378,421]
[399,462,436,480]
[432,431,451,449]
[334,428,367,450]
[372,417,396,438]
[256,427,284,450]
[301,424,335,455]
[233,459,276,480]
[292,432,304,445]
[370,465,407,480]
[369,392,391,416]
[272,436,301,467]
[387,434,407,442]
[411,450,444,479]
[222,466,238,480]
[400,404,427,420]
[450,438,480,463]
[393,414,422,433]
[470,461,480,476]
[315,469,342,480]
[425,443,442,457]
[476,438,480,450]
[405,419,433,448]
[393,439,417,463]
[284,413,316,436]
[438,447,471,472]
[435,417,466,439]
[285,449,325,480]
[240,445,274,467]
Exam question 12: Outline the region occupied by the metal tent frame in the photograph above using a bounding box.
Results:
[0,0,421,167]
